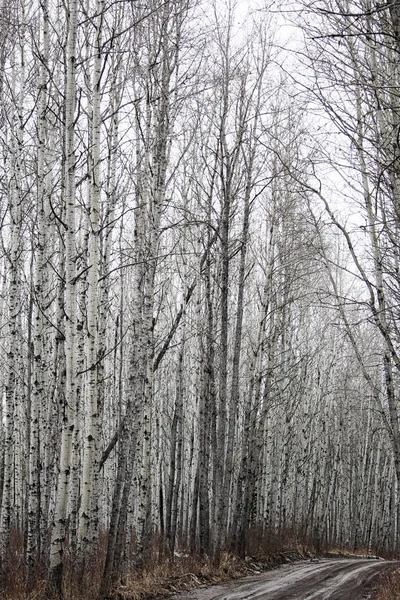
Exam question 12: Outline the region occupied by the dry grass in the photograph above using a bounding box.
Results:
[1,527,383,600]
[116,553,251,600]
[373,567,400,600]
[0,530,107,600]
[115,531,315,600]
[0,535,255,600]
[322,547,379,559]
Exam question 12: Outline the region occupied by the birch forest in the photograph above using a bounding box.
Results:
[1,0,400,596]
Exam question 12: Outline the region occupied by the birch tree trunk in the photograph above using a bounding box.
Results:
[27,0,51,580]
[49,0,78,587]
[77,0,105,553]
[165,334,185,557]
[1,31,26,554]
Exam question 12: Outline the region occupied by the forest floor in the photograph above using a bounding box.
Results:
[115,550,396,600]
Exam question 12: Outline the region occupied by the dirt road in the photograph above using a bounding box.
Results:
[171,559,395,600]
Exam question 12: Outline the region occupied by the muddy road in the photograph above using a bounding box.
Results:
[171,559,396,600]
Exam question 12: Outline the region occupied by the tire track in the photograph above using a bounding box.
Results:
[171,559,396,600]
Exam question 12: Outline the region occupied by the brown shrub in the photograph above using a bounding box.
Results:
[373,567,400,600]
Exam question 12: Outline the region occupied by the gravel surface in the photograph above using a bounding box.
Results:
[169,558,396,600]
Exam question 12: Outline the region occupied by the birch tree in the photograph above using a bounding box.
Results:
[49,0,78,586]
[295,0,400,491]
[0,0,400,595]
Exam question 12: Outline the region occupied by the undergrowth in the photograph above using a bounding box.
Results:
[0,527,393,600]
[373,567,400,600]
[116,553,251,600]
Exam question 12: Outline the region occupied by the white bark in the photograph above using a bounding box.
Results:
[27,0,50,574]
[78,0,104,550]
[1,37,25,551]
[50,0,78,584]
